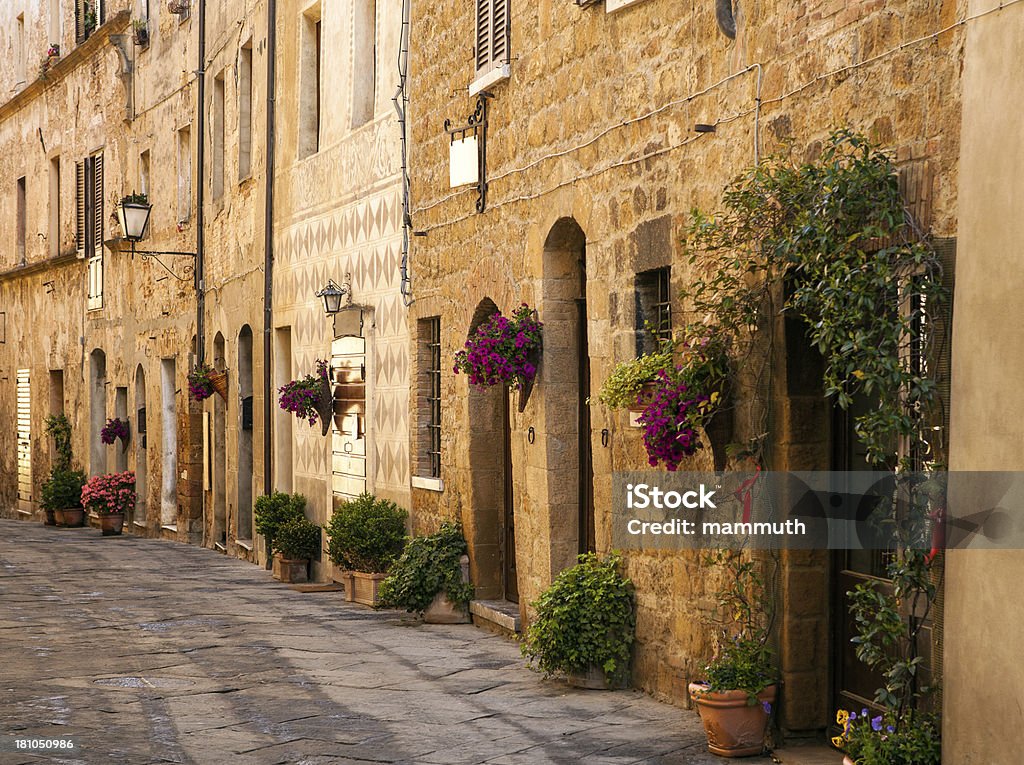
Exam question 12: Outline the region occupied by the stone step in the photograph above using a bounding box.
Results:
[470,599,521,637]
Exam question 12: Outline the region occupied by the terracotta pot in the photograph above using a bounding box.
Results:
[60,508,85,528]
[53,508,66,526]
[843,757,855,765]
[423,591,471,624]
[340,570,387,606]
[210,370,229,401]
[629,381,660,414]
[689,682,777,757]
[99,512,125,536]
[273,554,309,583]
[43,509,57,526]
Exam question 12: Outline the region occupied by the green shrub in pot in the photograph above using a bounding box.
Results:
[326,493,408,573]
[273,518,322,561]
[41,467,86,511]
[378,521,474,613]
[254,492,307,553]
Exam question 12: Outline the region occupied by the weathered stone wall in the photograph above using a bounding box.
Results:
[407,0,964,731]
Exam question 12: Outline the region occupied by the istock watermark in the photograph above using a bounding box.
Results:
[610,471,1024,551]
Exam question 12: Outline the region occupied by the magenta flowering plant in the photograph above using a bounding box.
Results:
[454,304,542,390]
[80,471,136,515]
[188,363,215,401]
[100,417,130,445]
[279,359,330,426]
[635,368,708,471]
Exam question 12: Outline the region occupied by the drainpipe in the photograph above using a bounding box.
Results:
[195,0,207,364]
[263,0,277,497]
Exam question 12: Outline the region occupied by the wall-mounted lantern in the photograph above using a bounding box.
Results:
[316,277,352,315]
[118,193,152,243]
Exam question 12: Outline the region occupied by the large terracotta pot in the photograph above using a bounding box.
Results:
[60,508,85,528]
[689,682,777,757]
[99,512,125,536]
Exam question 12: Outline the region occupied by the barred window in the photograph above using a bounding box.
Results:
[418,317,442,478]
[636,266,672,355]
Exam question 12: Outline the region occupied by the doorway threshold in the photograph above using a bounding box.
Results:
[470,599,521,637]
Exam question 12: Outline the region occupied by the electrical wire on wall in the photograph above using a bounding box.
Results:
[393,0,413,306]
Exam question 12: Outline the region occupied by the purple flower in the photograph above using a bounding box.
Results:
[454,305,542,390]
[762,701,771,715]
[871,716,883,732]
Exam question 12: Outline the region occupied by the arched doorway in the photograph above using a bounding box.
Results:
[160,358,178,527]
[466,298,518,602]
[541,218,594,567]
[134,364,147,528]
[237,326,254,541]
[212,332,227,549]
[89,349,107,477]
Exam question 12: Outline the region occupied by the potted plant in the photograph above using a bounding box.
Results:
[454,303,542,410]
[597,345,674,414]
[100,417,130,452]
[521,552,635,689]
[131,19,149,46]
[377,521,474,623]
[254,492,307,570]
[279,359,334,436]
[831,708,940,765]
[272,518,322,584]
[81,471,136,536]
[42,414,74,525]
[188,362,228,402]
[689,550,777,758]
[326,493,408,606]
[41,467,86,528]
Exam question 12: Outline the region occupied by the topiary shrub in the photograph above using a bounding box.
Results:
[273,518,322,561]
[378,521,474,613]
[521,552,635,686]
[326,493,408,573]
[254,492,307,552]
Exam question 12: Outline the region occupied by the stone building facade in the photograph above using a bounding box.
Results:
[0,1,206,542]
[405,0,963,738]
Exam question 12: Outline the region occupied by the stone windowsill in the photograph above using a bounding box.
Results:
[606,0,651,12]
[469,63,510,97]
[133,520,147,528]
[236,539,253,551]
[161,524,178,532]
[411,476,444,492]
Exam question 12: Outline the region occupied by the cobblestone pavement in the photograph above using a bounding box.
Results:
[0,519,775,765]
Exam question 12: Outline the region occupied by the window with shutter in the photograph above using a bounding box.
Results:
[93,154,104,253]
[471,0,510,94]
[76,161,86,257]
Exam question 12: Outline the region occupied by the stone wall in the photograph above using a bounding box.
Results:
[406,0,965,732]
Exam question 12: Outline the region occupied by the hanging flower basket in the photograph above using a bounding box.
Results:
[209,370,229,401]
[454,303,542,410]
[188,363,215,401]
[279,359,335,437]
[100,417,131,453]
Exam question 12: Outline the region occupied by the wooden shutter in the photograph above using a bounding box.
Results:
[92,154,104,253]
[475,0,509,78]
[75,0,85,44]
[492,0,509,69]
[75,161,86,257]
[475,0,491,75]
[97,0,105,26]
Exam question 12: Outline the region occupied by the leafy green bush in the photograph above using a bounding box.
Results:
[597,348,673,410]
[41,467,86,510]
[835,709,940,765]
[326,493,408,573]
[702,637,774,698]
[521,552,635,685]
[44,414,73,470]
[378,521,473,613]
[273,518,322,561]
[254,492,307,551]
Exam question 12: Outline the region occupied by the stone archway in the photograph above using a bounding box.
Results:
[237,325,254,542]
[89,349,107,477]
[464,298,519,602]
[540,217,593,574]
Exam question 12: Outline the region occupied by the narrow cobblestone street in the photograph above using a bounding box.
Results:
[0,520,771,765]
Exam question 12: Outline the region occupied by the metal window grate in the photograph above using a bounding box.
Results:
[636,267,672,354]
[426,317,441,478]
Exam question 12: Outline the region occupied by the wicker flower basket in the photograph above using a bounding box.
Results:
[209,370,229,402]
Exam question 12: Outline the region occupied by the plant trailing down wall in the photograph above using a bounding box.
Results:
[683,129,947,761]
